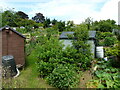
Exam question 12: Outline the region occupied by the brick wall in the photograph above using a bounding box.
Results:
[2,29,25,66]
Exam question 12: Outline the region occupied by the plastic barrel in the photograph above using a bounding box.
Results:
[96,46,104,58]
[2,55,17,77]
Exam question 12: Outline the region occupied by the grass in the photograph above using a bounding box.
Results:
[2,51,54,88]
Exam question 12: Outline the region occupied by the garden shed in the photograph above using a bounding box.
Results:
[59,31,96,58]
[0,26,26,67]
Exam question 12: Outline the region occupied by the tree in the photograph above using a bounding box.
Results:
[92,19,116,32]
[51,19,57,25]
[32,13,45,23]
[73,24,92,69]
[65,21,74,31]
[16,11,29,19]
[85,17,93,30]
[43,18,51,28]
[54,21,66,32]
[2,10,19,27]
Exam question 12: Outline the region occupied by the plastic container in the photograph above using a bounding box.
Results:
[96,46,104,58]
[2,55,17,77]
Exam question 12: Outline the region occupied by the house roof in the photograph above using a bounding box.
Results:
[0,26,26,39]
[59,31,96,39]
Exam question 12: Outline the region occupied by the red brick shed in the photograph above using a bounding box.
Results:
[0,26,26,67]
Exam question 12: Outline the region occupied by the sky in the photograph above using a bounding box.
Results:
[0,0,119,24]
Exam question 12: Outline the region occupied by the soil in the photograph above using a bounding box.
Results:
[78,70,94,88]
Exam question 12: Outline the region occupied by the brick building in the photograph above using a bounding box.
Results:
[0,26,26,67]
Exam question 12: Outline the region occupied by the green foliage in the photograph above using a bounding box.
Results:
[45,27,59,38]
[104,37,117,46]
[97,32,118,46]
[46,64,79,89]
[92,19,116,32]
[73,25,92,69]
[32,12,45,23]
[31,25,92,88]
[53,21,66,32]
[51,19,57,25]
[2,10,19,27]
[43,18,51,28]
[97,32,114,39]
[16,28,28,33]
[84,17,93,30]
[37,61,55,77]
[2,10,43,29]
[16,11,29,19]
[105,45,120,56]
[87,60,120,88]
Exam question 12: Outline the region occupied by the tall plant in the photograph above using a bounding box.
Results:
[73,24,92,69]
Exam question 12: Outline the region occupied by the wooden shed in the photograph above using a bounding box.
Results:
[0,26,26,67]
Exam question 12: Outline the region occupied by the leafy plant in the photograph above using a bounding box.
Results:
[87,60,120,88]
[46,64,79,89]
[104,37,117,46]
[104,45,120,56]
[73,25,92,69]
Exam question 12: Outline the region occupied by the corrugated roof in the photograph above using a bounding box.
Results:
[59,31,96,39]
[0,26,26,39]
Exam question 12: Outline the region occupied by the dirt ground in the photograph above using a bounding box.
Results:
[78,70,94,88]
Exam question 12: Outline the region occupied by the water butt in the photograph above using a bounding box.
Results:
[2,55,17,77]
[96,46,104,58]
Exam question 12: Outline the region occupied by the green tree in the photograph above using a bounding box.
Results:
[85,17,93,30]
[51,19,57,25]
[43,18,51,28]
[54,21,66,32]
[65,20,74,31]
[32,13,45,23]
[2,10,19,27]
[92,19,116,32]
[16,11,29,19]
[73,24,92,69]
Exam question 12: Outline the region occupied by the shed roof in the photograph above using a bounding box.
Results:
[59,31,96,39]
[0,26,26,39]
[89,31,96,39]
[59,31,74,39]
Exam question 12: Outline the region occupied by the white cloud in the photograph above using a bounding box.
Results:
[28,0,99,23]
[0,0,119,24]
[91,0,119,24]
[29,0,117,24]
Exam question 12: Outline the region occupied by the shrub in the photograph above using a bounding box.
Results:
[46,64,79,89]
[34,25,93,88]
[73,25,92,69]
[16,28,28,33]
[37,61,56,77]
[97,32,113,39]
[104,45,120,56]
[104,37,117,46]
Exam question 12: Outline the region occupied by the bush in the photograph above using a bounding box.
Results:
[16,28,28,33]
[73,25,92,69]
[97,32,113,39]
[46,64,79,89]
[104,45,120,56]
[104,37,117,46]
[37,61,56,77]
[33,25,93,88]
